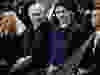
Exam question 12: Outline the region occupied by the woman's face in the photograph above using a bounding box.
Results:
[55,5,71,25]
[55,5,65,20]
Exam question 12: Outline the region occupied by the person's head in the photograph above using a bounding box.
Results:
[54,3,71,25]
[28,2,46,24]
[55,3,65,20]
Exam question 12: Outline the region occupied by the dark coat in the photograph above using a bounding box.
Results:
[40,21,56,32]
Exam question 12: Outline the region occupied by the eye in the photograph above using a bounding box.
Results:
[55,10,64,13]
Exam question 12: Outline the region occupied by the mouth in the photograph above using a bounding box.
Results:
[32,13,41,16]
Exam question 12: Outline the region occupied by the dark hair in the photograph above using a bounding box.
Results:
[47,2,64,26]
[54,2,65,15]
[55,2,64,9]
[51,2,64,25]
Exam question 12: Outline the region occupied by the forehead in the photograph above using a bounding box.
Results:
[30,3,45,11]
[55,6,65,11]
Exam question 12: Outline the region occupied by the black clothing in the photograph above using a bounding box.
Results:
[40,21,56,32]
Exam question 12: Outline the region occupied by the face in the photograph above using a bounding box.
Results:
[96,0,100,31]
[55,6,65,20]
[28,3,45,23]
